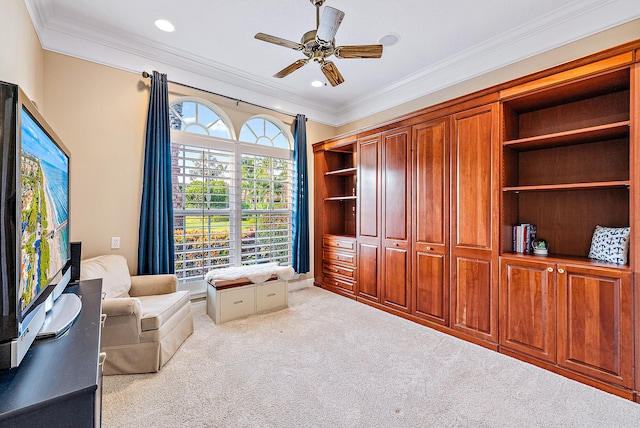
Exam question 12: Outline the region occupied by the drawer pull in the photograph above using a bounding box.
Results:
[267,293,276,297]
[234,300,244,304]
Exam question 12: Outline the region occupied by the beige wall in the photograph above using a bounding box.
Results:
[0,0,44,106]
[42,53,149,273]
[337,18,640,135]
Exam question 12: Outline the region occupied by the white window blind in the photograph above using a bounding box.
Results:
[172,143,235,281]
[240,154,292,265]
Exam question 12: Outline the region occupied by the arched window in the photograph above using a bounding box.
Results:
[169,99,293,285]
[169,97,236,139]
[238,115,293,149]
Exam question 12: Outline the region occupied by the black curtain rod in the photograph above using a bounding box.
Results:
[141,71,303,121]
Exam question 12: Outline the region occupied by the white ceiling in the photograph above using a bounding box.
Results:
[25,0,640,127]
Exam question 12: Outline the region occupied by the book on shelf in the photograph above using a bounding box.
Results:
[512,224,537,254]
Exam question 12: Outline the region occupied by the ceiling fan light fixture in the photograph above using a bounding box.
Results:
[311,80,324,87]
[316,6,345,44]
[154,19,175,33]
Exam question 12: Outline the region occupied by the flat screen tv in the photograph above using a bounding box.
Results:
[0,81,79,370]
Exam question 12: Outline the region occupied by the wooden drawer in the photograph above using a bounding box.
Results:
[323,250,356,266]
[323,262,355,279]
[219,286,256,323]
[256,280,288,313]
[323,235,355,252]
[324,273,355,292]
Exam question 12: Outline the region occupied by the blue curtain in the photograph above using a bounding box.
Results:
[138,71,174,275]
[292,114,310,273]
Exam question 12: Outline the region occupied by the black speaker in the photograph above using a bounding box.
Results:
[70,241,82,283]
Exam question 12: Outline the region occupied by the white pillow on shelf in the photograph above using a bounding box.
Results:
[588,225,630,265]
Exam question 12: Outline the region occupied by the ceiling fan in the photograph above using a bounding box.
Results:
[254,0,383,87]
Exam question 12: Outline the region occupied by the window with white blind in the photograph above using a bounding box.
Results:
[170,100,293,283]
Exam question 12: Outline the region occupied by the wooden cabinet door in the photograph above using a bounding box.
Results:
[358,136,380,238]
[499,257,556,362]
[381,128,411,312]
[412,119,449,324]
[557,264,633,388]
[357,136,381,301]
[450,104,499,343]
[358,241,380,301]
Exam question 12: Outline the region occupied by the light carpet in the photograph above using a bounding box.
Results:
[103,286,640,427]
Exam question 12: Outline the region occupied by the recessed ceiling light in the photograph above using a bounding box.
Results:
[155,19,175,32]
[311,80,324,87]
[378,33,400,47]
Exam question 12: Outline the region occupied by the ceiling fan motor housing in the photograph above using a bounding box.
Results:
[302,30,334,61]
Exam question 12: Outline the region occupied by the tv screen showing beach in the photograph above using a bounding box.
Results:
[19,107,69,314]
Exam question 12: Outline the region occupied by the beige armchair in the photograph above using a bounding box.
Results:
[80,255,194,375]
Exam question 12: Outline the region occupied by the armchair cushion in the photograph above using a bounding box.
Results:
[130,274,177,296]
[138,291,190,331]
[81,255,132,298]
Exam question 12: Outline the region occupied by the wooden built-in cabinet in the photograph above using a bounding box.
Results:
[450,104,500,344]
[357,135,381,302]
[313,41,640,402]
[313,139,357,297]
[412,119,450,325]
[381,128,412,312]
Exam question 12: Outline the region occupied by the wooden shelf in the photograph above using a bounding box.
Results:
[503,121,629,151]
[325,167,357,177]
[503,180,629,192]
[325,196,357,201]
[500,252,632,271]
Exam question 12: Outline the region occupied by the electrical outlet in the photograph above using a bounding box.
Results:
[111,237,120,249]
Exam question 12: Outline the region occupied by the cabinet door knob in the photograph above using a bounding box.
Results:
[557,268,565,274]
[426,246,432,251]
[547,267,554,272]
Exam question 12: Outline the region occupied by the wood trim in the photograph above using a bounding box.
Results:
[355,295,500,352]
[499,347,635,401]
[355,92,500,140]
[631,63,640,395]
[500,52,634,99]
[312,135,357,152]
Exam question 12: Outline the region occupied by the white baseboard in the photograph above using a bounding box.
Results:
[288,278,314,291]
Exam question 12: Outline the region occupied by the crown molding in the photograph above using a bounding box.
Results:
[25,0,640,127]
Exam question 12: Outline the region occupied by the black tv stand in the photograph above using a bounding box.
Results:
[37,293,83,339]
[0,279,103,427]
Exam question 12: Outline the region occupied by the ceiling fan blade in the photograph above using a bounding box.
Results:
[316,6,345,44]
[335,45,383,59]
[320,61,344,87]
[274,59,308,78]
[255,33,302,51]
